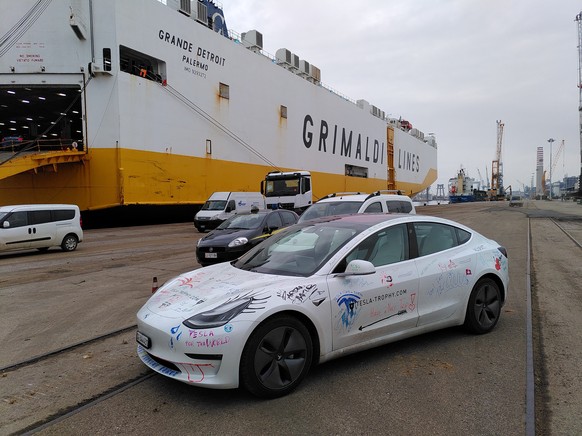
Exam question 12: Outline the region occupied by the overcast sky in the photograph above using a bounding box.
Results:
[224,0,581,195]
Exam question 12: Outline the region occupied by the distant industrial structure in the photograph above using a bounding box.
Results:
[576,11,582,197]
[536,146,544,197]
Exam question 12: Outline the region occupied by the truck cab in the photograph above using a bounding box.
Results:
[261,171,312,214]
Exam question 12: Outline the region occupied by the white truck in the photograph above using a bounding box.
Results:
[194,191,265,232]
[261,171,313,214]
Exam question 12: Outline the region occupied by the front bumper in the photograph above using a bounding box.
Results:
[195,247,245,266]
[136,315,248,389]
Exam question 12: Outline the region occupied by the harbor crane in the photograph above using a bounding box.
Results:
[477,168,485,190]
[490,120,505,200]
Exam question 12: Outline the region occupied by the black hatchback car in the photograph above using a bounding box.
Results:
[195,209,299,266]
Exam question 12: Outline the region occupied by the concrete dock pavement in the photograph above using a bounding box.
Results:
[1,199,581,434]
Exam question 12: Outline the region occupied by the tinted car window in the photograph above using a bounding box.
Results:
[415,222,457,256]
[235,224,361,276]
[30,210,52,224]
[6,211,28,228]
[53,209,75,221]
[386,200,412,213]
[201,200,227,211]
[266,213,283,230]
[218,213,264,230]
[299,201,363,222]
[456,227,471,244]
[280,210,297,226]
[345,224,408,267]
[363,202,383,213]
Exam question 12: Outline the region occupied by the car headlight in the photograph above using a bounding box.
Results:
[183,298,252,329]
[228,237,248,248]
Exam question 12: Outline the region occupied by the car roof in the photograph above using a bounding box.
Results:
[231,209,298,218]
[316,192,412,203]
[299,212,468,230]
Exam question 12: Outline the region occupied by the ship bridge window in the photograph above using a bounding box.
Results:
[345,164,368,178]
[119,45,166,83]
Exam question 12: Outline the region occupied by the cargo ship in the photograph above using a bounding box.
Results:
[448,168,487,203]
[0,0,438,214]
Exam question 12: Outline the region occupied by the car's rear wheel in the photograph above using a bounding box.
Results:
[240,315,313,398]
[464,278,501,334]
[61,234,78,252]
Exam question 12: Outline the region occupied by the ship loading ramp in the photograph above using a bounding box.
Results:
[0,147,86,180]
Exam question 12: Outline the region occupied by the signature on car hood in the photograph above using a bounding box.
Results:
[144,263,284,318]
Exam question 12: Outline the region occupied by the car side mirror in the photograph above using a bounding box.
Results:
[2,221,9,228]
[334,259,376,277]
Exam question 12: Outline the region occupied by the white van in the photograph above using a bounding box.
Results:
[0,204,83,253]
[194,192,266,232]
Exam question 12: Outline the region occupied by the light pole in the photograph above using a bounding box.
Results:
[548,138,555,198]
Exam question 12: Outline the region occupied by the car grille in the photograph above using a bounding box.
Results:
[146,352,182,373]
[185,353,223,361]
[197,246,226,253]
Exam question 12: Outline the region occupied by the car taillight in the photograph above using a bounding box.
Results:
[497,246,508,258]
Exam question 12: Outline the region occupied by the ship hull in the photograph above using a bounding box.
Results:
[0,0,437,209]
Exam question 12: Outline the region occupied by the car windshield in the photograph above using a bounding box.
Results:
[234,221,363,276]
[0,212,7,221]
[298,201,363,223]
[217,213,264,230]
[201,200,227,211]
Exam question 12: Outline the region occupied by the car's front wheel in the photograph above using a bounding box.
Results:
[240,315,313,398]
[464,277,502,334]
[61,234,78,252]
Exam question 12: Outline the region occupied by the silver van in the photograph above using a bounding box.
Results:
[0,204,83,253]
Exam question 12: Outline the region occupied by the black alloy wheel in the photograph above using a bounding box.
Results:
[240,315,313,398]
[464,277,502,334]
